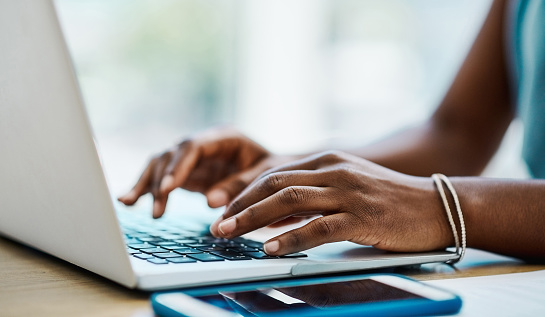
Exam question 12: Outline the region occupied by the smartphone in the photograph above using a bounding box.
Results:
[151,273,462,317]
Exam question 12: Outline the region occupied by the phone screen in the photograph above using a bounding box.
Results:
[194,278,426,315]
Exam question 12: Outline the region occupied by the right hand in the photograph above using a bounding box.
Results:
[117,127,293,218]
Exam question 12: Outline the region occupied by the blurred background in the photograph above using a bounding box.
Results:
[55,0,525,209]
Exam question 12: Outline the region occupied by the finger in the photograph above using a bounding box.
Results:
[223,170,329,220]
[210,170,325,236]
[253,155,319,181]
[159,142,200,195]
[182,159,230,192]
[213,186,340,239]
[267,216,311,228]
[151,154,172,218]
[118,159,156,205]
[205,160,269,208]
[251,150,345,182]
[152,196,169,219]
[223,152,342,209]
[262,214,355,256]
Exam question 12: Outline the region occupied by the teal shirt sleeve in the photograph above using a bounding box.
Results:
[511,0,545,178]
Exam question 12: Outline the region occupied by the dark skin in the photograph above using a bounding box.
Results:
[119,0,545,261]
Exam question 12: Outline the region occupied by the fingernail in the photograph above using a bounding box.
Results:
[160,175,174,193]
[218,218,236,235]
[209,217,222,236]
[210,216,223,230]
[264,240,280,254]
[208,190,229,207]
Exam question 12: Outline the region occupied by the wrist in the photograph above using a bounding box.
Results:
[431,174,467,262]
[413,175,456,250]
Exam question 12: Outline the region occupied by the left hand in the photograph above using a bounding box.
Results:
[209,151,454,256]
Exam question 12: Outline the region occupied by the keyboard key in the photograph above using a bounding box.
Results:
[174,239,198,244]
[198,237,228,243]
[149,241,178,247]
[139,237,164,243]
[215,241,237,247]
[243,251,277,259]
[187,253,225,262]
[172,248,203,255]
[140,247,169,254]
[153,252,188,259]
[127,243,152,249]
[242,241,263,249]
[160,244,186,251]
[167,257,197,264]
[127,248,140,254]
[197,246,226,252]
[147,258,169,264]
[148,232,168,237]
[185,243,213,248]
[228,246,260,253]
[128,233,152,239]
[124,238,142,244]
[211,250,252,261]
[133,253,154,260]
[156,235,183,240]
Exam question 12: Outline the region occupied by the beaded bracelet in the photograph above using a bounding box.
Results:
[432,173,467,264]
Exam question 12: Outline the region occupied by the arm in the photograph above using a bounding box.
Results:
[208,0,545,260]
[347,0,514,177]
[450,177,545,261]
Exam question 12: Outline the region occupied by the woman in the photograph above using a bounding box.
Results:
[119,0,545,261]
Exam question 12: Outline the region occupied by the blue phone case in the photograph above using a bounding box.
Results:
[151,273,462,317]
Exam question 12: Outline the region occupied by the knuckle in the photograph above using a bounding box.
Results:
[262,173,285,192]
[312,218,336,240]
[285,231,304,249]
[257,166,278,181]
[319,150,345,163]
[335,164,354,177]
[228,199,244,214]
[338,161,353,171]
[242,207,257,223]
[279,187,307,205]
[332,164,362,190]
[159,151,172,161]
[177,138,194,150]
[150,150,171,165]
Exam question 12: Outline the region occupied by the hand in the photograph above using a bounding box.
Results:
[118,127,293,218]
[210,151,454,255]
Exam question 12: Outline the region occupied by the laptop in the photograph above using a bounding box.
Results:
[0,0,458,291]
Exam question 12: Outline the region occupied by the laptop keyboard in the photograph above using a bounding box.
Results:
[121,215,306,265]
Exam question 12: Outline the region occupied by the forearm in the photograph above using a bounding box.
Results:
[449,177,545,260]
[342,121,486,177]
[341,0,512,177]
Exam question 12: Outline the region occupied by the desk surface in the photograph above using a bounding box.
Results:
[1,236,544,317]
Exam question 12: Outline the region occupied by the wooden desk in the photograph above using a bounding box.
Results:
[1,236,544,317]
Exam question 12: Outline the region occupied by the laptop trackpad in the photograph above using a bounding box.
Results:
[291,242,453,276]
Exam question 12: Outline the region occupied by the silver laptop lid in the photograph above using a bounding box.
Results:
[0,0,136,288]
